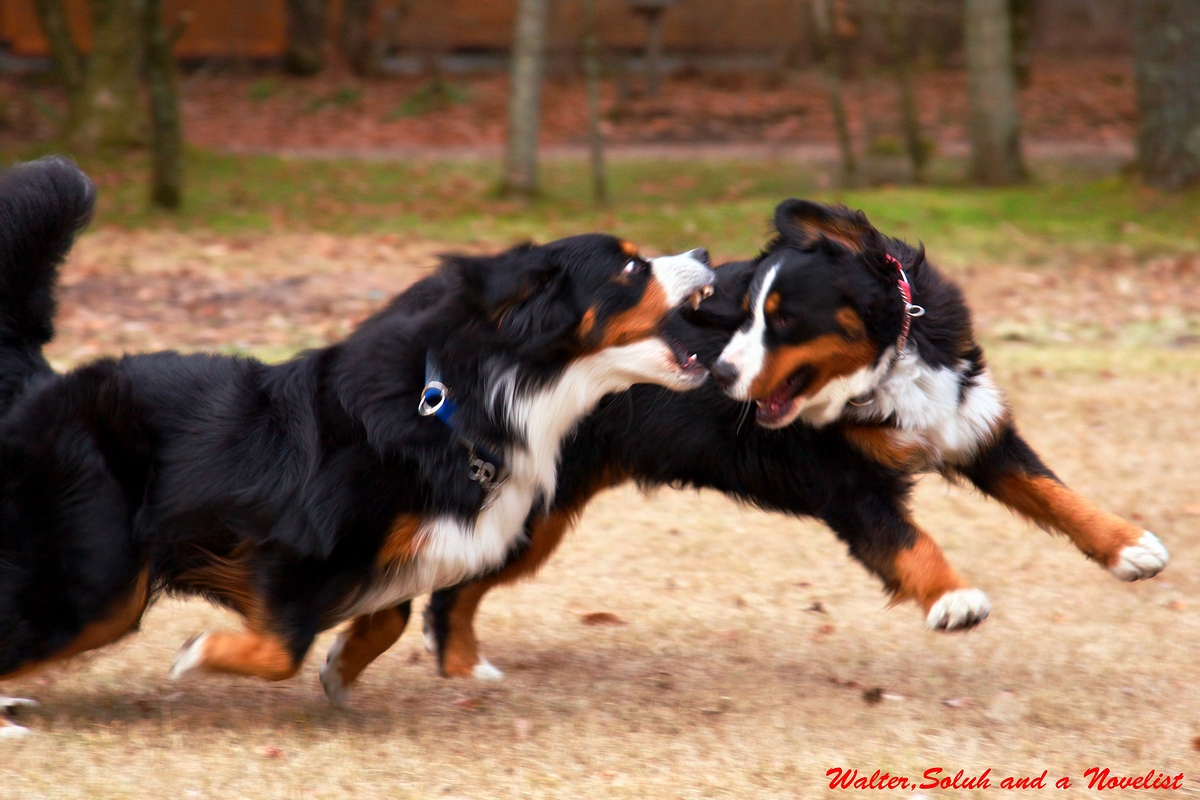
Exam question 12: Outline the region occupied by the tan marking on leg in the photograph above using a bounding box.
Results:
[0,569,151,681]
[843,426,927,471]
[192,630,300,681]
[993,474,1145,567]
[891,528,970,612]
[378,515,423,568]
[440,469,628,677]
[326,607,409,689]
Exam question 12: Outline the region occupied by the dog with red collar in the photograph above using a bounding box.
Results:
[419,198,1169,683]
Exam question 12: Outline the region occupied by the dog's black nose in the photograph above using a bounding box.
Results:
[710,359,737,390]
[687,248,711,267]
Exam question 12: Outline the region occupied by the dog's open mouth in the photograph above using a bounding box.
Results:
[665,335,707,381]
[754,365,816,426]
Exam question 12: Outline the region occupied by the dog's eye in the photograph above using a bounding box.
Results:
[622,259,647,276]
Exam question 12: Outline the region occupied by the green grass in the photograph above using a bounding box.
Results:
[13,147,1200,264]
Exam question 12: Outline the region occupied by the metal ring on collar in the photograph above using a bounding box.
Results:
[418,381,449,416]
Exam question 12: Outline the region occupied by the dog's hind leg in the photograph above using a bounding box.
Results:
[319,602,411,706]
[957,424,1169,581]
[170,625,311,683]
[824,495,991,631]
[0,568,151,737]
[0,698,37,738]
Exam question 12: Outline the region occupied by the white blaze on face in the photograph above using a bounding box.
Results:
[649,250,715,307]
[715,262,779,401]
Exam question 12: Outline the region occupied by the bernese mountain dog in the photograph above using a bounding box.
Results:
[0,157,714,734]
[419,198,1170,683]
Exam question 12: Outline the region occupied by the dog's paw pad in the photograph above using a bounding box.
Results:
[471,658,505,682]
[169,632,209,679]
[1110,531,1169,581]
[925,588,991,632]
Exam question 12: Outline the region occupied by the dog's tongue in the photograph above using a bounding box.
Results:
[755,384,794,424]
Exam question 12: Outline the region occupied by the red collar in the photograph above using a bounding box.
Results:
[886,254,924,357]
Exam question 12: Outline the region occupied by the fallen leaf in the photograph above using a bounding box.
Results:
[1193,736,1200,752]
[863,687,884,704]
[943,697,973,709]
[817,624,835,635]
[513,718,532,740]
[1168,599,1186,611]
[451,697,481,712]
[1182,503,1200,516]
[259,745,284,759]
[580,612,626,626]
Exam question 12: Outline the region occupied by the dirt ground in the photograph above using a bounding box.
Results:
[2,56,1135,153]
[1,232,1198,798]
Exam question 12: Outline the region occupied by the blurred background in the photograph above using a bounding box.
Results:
[0,2,1198,798]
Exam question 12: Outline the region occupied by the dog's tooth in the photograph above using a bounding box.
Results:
[755,400,764,407]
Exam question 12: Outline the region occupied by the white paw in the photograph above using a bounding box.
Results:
[1110,531,1169,581]
[471,657,505,682]
[925,588,991,632]
[0,723,31,739]
[319,634,350,706]
[0,697,38,713]
[169,632,209,679]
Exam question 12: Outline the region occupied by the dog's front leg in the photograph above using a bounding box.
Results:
[823,494,991,631]
[956,424,1169,581]
[319,601,411,706]
[424,509,580,681]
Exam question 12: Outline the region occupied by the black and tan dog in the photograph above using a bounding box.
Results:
[0,157,714,734]
[419,199,1170,682]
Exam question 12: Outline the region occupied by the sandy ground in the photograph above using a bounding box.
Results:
[1,233,1198,798]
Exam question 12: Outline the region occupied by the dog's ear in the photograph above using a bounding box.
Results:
[455,245,563,323]
[773,199,881,255]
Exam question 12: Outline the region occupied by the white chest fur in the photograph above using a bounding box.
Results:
[844,349,1008,467]
[342,338,679,619]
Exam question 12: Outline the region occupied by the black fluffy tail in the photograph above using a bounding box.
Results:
[0,156,95,414]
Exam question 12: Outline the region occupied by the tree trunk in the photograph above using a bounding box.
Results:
[285,0,326,75]
[582,0,607,204]
[812,0,857,186]
[965,0,1026,185]
[1135,0,1200,189]
[68,0,145,152]
[32,0,85,111]
[502,0,549,198]
[143,0,182,208]
[885,0,928,183]
[341,0,373,75]
[1009,0,1034,89]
